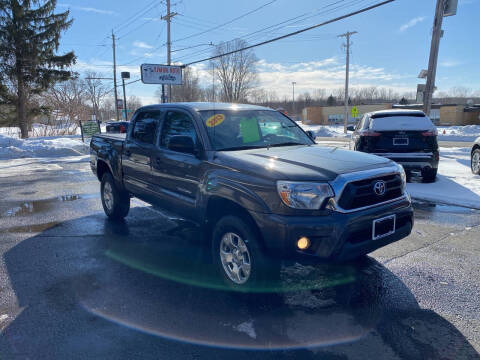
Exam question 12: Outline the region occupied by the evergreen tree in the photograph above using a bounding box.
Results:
[0,0,75,138]
[327,94,336,106]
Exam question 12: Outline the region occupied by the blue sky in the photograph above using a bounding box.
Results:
[57,0,479,104]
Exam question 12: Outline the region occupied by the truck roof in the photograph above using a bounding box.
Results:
[137,102,273,112]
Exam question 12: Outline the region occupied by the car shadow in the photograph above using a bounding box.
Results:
[1,208,479,359]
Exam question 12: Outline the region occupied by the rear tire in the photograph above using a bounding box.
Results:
[422,168,437,183]
[212,215,279,292]
[471,149,480,175]
[101,172,130,220]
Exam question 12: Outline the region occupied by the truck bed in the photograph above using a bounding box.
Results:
[94,133,126,140]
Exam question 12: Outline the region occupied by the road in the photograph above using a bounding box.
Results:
[0,156,479,360]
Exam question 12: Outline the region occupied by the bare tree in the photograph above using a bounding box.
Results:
[155,67,203,102]
[127,95,142,117]
[211,39,258,103]
[84,72,108,119]
[42,77,89,132]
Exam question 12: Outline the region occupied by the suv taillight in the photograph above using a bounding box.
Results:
[360,130,381,137]
[422,130,437,136]
[120,125,126,133]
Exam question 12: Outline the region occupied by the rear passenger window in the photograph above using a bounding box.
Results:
[160,111,197,148]
[132,111,162,144]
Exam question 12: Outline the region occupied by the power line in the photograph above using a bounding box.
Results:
[172,0,279,44]
[184,0,393,66]
[172,0,365,62]
[113,0,159,33]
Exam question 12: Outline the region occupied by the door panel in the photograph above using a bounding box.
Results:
[122,111,162,195]
[151,110,203,219]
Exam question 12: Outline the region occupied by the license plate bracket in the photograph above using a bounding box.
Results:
[372,214,396,240]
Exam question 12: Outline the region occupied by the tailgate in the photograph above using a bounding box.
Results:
[370,131,436,153]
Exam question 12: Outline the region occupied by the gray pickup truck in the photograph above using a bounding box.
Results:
[90,103,413,289]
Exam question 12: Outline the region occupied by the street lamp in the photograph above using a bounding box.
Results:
[121,72,130,121]
[292,82,296,116]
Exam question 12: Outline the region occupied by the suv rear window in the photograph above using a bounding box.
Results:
[369,115,436,132]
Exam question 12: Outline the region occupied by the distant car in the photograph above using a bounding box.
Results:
[471,137,480,175]
[348,110,439,183]
[106,121,130,134]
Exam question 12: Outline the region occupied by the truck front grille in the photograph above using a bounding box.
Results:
[337,174,403,211]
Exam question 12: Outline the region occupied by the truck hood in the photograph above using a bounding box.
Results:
[215,144,394,181]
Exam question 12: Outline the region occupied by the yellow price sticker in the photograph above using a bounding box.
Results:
[206,114,225,127]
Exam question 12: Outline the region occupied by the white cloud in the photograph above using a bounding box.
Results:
[58,3,118,15]
[440,60,461,67]
[133,41,153,49]
[399,16,426,32]
[188,58,411,98]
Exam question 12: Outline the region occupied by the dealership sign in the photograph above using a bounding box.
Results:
[141,64,183,85]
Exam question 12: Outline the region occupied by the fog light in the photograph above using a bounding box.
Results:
[297,236,310,250]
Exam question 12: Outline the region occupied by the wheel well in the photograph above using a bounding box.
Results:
[205,196,264,246]
[96,160,111,181]
[473,144,480,155]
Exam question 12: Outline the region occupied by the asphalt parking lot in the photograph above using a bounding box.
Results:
[0,156,479,360]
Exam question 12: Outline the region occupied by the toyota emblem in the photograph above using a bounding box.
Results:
[373,180,386,196]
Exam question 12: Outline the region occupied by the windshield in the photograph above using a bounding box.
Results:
[199,110,313,150]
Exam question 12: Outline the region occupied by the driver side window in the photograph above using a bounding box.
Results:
[160,111,197,149]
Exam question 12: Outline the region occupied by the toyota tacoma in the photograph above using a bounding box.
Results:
[90,103,413,289]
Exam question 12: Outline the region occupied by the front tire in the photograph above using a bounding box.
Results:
[422,168,437,183]
[212,215,279,291]
[471,149,480,175]
[101,172,130,220]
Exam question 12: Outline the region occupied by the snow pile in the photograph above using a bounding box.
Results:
[437,125,480,142]
[407,147,480,209]
[0,134,89,159]
[299,123,349,138]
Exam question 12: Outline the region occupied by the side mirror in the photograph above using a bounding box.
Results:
[168,135,196,154]
[306,130,315,139]
[347,125,355,132]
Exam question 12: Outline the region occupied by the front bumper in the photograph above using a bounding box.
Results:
[372,152,439,171]
[250,197,413,262]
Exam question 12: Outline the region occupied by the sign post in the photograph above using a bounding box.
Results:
[79,121,101,142]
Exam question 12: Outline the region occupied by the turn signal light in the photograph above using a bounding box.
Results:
[297,236,310,250]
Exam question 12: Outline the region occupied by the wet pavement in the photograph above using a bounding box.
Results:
[0,157,479,359]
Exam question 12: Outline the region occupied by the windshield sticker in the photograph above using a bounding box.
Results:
[206,114,225,127]
[240,118,261,143]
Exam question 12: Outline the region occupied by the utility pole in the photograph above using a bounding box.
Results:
[121,72,130,121]
[161,0,177,103]
[423,0,445,116]
[292,82,296,116]
[338,31,357,133]
[112,31,120,121]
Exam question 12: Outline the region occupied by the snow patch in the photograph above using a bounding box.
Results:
[299,124,349,138]
[0,134,89,159]
[233,320,256,339]
[407,147,480,209]
[437,125,480,142]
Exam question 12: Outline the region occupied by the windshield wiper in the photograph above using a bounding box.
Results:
[268,142,306,147]
[218,145,266,151]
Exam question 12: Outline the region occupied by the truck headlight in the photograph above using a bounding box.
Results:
[399,166,407,189]
[277,181,334,210]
